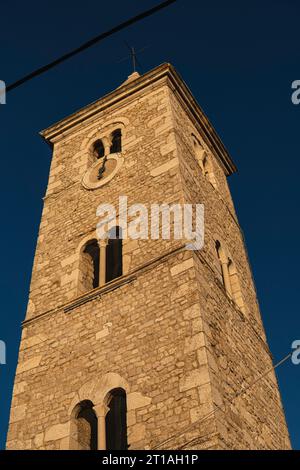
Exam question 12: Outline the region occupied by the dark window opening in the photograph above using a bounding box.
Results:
[93,139,105,159]
[106,227,122,283]
[105,388,128,450]
[77,400,98,450]
[84,240,100,289]
[110,129,122,154]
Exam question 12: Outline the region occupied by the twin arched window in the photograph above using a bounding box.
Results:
[92,129,122,162]
[72,388,127,450]
[79,227,123,294]
[215,240,245,313]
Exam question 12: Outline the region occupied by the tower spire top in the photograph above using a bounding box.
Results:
[123,42,143,73]
[129,45,137,73]
[118,42,149,74]
[118,43,147,87]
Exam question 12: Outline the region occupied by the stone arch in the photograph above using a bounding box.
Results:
[67,373,130,417]
[68,373,130,450]
[79,119,128,181]
[67,374,152,450]
[76,232,98,256]
[65,373,130,415]
[80,117,129,152]
[91,373,130,406]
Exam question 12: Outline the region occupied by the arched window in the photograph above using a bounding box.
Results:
[192,134,217,189]
[73,401,98,450]
[79,240,100,293]
[110,129,122,154]
[79,229,122,294]
[105,388,128,450]
[70,384,128,450]
[215,240,245,312]
[93,139,105,159]
[106,226,123,283]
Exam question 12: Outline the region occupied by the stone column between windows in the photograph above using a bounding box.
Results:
[98,239,108,287]
[102,136,111,157]
[94,404,109,450]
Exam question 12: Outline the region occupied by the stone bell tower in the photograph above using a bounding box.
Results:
[7,64,290,450]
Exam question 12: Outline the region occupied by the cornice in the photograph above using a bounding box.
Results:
[40,63,237,175]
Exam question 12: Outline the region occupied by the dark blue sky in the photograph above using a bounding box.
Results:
[0,0,299,450]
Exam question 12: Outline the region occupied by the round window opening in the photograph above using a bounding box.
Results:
[82,152,124,190]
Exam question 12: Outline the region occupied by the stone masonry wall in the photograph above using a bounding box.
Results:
[168,90,291,449]
[7,250,218,450]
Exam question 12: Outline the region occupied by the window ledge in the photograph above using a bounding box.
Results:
[64,273,137,313]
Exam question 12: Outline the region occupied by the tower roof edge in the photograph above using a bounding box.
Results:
[40,62,236,175]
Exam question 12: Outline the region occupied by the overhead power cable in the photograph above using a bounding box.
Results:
[5,0,177,93]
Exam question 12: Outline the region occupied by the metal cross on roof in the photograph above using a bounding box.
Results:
[118,42,149,73]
